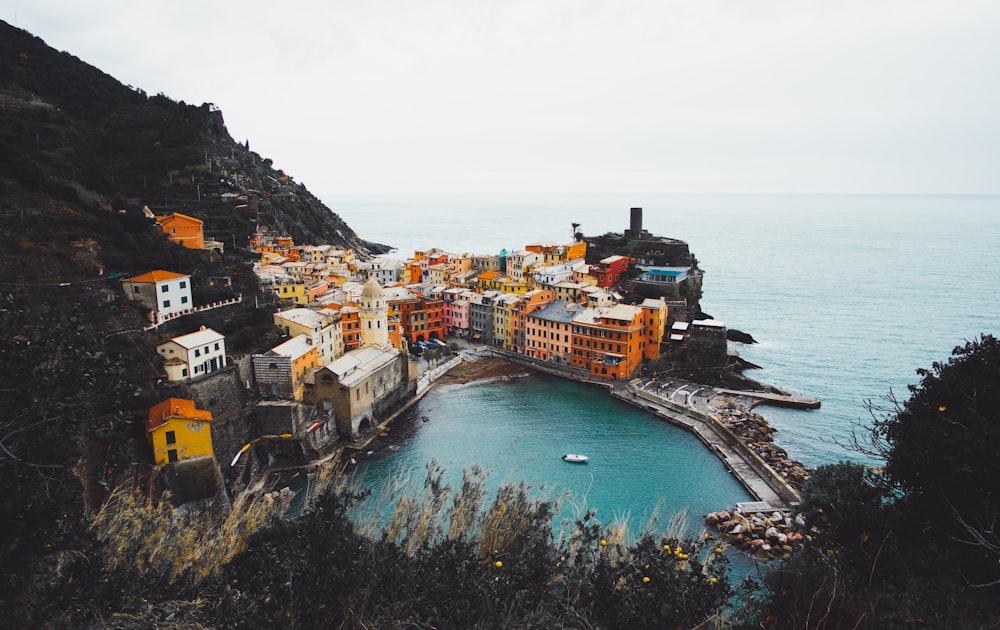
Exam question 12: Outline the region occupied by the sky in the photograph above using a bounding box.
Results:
[5,0,1000,196]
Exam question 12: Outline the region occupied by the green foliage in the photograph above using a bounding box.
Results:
[797,462,888,563]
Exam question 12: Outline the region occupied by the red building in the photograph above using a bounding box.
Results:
[589,255,632,288]
[393,296,445,343]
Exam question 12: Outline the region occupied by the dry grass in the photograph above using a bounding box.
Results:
[91,484,291,585]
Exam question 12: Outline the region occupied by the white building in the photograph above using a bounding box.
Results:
[122,270,193,321]
[156,326,226,381]
[273,307,345,365]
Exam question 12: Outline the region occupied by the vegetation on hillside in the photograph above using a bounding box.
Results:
[736,335,1000,628]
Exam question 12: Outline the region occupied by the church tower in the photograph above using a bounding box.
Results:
[359,277,389,349]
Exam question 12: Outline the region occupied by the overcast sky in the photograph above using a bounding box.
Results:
[6,1,999,195]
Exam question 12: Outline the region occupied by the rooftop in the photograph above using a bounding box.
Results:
[129,270,188,283]
[164,327,224,349]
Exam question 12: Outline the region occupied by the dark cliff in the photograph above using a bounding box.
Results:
[0,20,386,255]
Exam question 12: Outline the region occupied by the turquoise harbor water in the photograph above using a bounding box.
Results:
[352,373,752,530]
[328,194,1000,529]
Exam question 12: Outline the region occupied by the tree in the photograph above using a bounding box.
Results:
[874,334,1000,585]
[739,336,1000,628]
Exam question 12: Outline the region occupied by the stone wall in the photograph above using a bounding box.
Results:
[158,364,253,479]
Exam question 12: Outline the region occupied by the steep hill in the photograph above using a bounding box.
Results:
[0,20,385,255]
[0,21,382,621]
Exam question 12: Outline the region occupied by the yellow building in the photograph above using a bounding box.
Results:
[273,278,308,304]
[426,263,450,285]
[147,398,214,466]
[492,294,520,350]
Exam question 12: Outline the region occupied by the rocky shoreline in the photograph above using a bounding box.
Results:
[705,507,809,561]
[712,400,811,492]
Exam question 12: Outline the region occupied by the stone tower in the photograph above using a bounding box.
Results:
[625,207,643,240]
[359,277,389,349]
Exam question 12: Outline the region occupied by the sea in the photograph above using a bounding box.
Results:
[321,193,1000,536]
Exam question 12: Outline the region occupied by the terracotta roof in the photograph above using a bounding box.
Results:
[157,212,203,224]
[129,270,189,283]
[147,398,212,432]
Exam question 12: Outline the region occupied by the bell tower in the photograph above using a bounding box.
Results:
[359,277,389,349]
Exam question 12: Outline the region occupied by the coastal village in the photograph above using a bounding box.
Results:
[123,205,816,560]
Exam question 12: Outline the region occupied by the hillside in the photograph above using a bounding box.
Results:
[0,20,385,255]
[0,20,383,618]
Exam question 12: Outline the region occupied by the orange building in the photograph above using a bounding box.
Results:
[156,212,204,249]
[340,306,362,351]
[640,298,668,361]
[512,289,554,352]
[570,304,646,380]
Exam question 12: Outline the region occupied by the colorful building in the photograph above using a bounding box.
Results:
[492,294,520,351]
[146,398,214,466]
[440,288,471,337]
[512,289,554,351]
[639,298,668,361]
[273,307,344,365]
[589,255,632,288]
[273,278,308,305]
[524,300,581,364]
[505,250,544,282]
[252,334,319,400]
[337,306,362,351]
[156,212,204,250]
[570,304,646,380]
[391,296,445,343]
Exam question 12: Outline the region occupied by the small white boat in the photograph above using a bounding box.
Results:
[562,453,589,463]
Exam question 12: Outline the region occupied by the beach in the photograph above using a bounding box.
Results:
[433,356,535,385]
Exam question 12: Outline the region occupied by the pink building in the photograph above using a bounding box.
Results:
[524,300,580,364]
[441,288,471,337]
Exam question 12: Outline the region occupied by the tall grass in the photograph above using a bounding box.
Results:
[91,482,291,586]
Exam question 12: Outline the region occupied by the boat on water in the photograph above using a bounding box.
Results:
[562,454,589,463]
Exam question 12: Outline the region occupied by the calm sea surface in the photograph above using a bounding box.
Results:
[325,193,1000,529]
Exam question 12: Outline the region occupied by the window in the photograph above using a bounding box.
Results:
[161,285,169,293]
[214,343,220,350]
[194,348,201,357]
[182,368,188,377]
[179,281,187,289]
[165,430,176,445]
[163,300,171,308]
[181,296,188,304]
[167,449,178,463]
